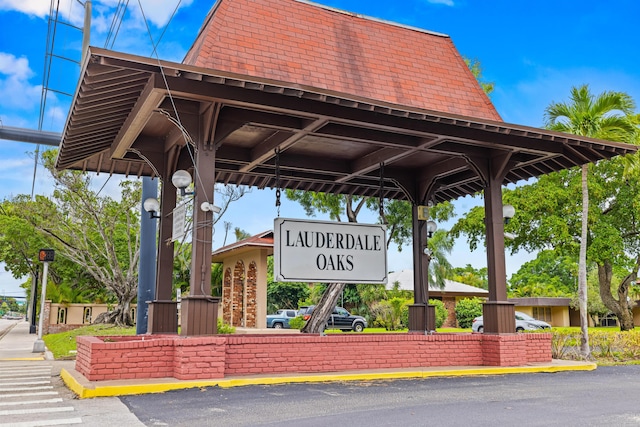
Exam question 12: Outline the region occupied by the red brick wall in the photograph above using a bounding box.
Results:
[76,336,175,381]
[222,268,232,325]
[442,297,457,328]
[245,262,257,328]
[75,333,552,381]
[232,261,245,326]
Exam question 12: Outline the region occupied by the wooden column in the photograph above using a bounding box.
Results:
[181,140,219,336]
[480,154,515,334]
[408,203,436,333]
[148,178,178,334]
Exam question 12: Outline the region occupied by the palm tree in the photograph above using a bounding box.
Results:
[545,85,636,357]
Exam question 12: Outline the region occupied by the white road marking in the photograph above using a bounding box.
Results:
[0,398,63,406]
[0,381,51,386]
[0,418,83,426]
[0,386,53,391]
[0,391,58,398]
[0,406,75,416]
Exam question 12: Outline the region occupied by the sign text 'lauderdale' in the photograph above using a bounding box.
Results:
[274,218,387,284]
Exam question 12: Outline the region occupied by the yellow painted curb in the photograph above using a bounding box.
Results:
[62,363,597,399]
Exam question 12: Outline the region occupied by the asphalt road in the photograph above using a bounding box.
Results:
[120,365,640,426]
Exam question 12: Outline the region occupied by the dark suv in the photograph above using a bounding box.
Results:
[300,305,367,332]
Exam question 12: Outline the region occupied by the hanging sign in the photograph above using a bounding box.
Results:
[172,203,187,242]
[274,218,387,284]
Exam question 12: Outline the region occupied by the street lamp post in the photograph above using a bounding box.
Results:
[33,249,54,353]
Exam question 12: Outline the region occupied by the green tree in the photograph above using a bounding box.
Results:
[267,282,310,313]
[545,85,636,356]
[429,298,448,328]
[508,250,577,297]
[454,297,483,329]
[450,264,488,290]
[234,227,251,242]
[464,58,494,96]
[0,150,143,326]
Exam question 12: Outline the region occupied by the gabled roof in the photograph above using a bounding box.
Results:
[184,0,501,121]
[211,230,274,262]
[387,269,489,296]
[55,2,637,204]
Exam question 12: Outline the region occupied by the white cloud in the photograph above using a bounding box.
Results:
[425,0,454,6]
[0,52,41,111]
[94,0,193,31]
[0,0,85,25]
[0,0,192,31]
[0,52,33,80]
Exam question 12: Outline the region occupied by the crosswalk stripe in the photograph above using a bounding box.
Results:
[0,391,58,398]
[0,366,51,371]
[0,386,53,392]
[0,418,83,427]
[0,362,82,426]
[0,398,63,407]
[0,371,51,377]
[0,381,51,386]
[0,406,75,416]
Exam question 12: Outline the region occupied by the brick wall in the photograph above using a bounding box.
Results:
[442,297,457,328]
[222,268,232,325]
[245,262,257,328]
[75,333,552,381]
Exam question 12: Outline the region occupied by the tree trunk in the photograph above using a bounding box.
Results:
[93,289,136,327]
[301,283,345,333]
[598,261,636,331]
[578,165,590,358]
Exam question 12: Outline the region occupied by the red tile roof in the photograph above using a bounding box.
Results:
[183,0,501,121]
[211,231,274,261]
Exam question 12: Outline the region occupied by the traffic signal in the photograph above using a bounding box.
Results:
[38,249,55,262]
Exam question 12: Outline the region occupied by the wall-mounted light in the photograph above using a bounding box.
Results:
[172,170,193,196]
[200,202,221,213]
[143,197,161,219]
[503,204,515,224]
[426,220,437,238]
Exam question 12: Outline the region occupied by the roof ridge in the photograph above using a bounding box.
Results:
[293,0,450,39]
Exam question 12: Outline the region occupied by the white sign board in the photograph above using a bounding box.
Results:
[171,203,187,242]
[274,218,387,284]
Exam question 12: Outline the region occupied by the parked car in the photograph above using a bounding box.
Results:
[301,305,367,332]
[471,311,551,333]
[266,309,298,329]
[298,306,312,321]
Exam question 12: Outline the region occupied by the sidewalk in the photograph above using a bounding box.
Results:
[1,319,598,399]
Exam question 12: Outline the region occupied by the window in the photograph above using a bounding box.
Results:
[57,307,67,324]
[533,307,552,322]
[83,307,92,324]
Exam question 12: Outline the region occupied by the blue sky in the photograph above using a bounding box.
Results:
[1,0,639,298]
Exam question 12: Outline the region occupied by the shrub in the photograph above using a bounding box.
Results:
[217,318,235,334]
[455,297,483,329]
[371,297,411,331]
[551,328,580,359]
[428,299,448,329]
[289,316,306,330]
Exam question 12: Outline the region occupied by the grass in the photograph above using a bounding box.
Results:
[43,324,136,359]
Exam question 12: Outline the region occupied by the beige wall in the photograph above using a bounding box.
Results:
[550,306,570,327]
[43,301,137,334]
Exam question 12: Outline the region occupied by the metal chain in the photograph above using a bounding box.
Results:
[275,148,281,217]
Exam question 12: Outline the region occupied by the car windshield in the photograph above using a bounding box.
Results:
[515,312,535,321]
